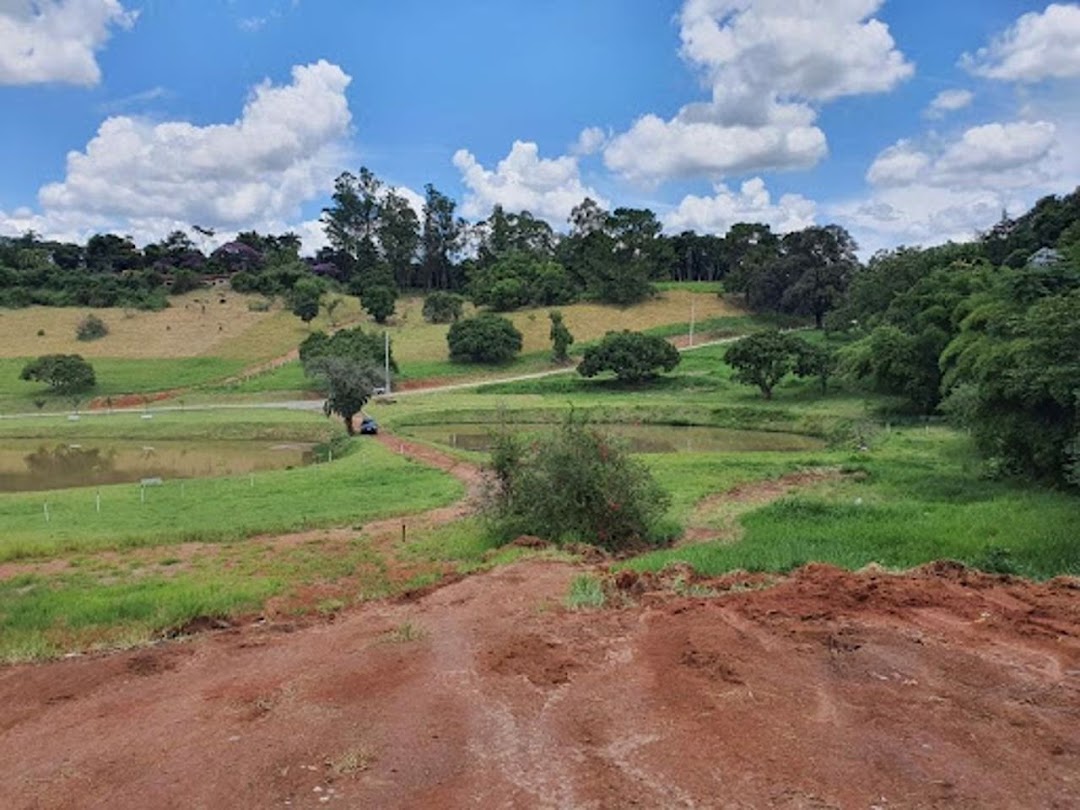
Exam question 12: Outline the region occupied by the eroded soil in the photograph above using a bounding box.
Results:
[2,559,1079,809]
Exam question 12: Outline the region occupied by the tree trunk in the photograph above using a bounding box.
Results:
[344,414,355,435]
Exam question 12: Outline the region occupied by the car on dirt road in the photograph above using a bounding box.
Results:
[359,416,378,435]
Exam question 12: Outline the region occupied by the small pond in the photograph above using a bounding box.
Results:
[400,423,826,455]
[0,439,316,493]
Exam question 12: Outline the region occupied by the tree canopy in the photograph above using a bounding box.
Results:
[20,354,96,395]
[578,331,680,383]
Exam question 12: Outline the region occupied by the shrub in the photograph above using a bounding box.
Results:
[447,314,523,363]
[422,291,465,323]
[75,314,108,341]
[362,285,397,324]
[482,416,671,551]
[549,310,574,363]
[578,330,680,383]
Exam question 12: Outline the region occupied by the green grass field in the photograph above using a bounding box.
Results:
[2,297,1078,662]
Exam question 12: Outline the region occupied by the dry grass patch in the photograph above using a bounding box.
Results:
[385,290,740,363]
[0,293,368,363]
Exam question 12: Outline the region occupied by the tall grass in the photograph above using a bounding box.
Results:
[630,428,1080,580]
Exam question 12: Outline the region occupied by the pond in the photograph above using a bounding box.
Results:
[0,439,316,493]
[400,423,826,455]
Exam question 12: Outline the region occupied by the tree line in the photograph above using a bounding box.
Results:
[0,164,859,326]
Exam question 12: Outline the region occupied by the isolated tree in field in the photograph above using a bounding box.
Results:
[299,325,396,374]
[725,330,800,399]
[549,310,574,363]
[287,277,325,324]
[20,354,96,395]
[362,285,396,324]
[306,356,383,435]
[422,291,465,323]
[578,331,680,383]
[447,314,522,363]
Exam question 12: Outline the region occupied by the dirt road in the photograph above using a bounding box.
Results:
[2,559,1078,809]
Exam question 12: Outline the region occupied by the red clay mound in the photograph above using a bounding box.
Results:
[1,560,1078,808]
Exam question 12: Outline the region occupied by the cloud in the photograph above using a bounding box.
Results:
[924,89,973,119]
[663,177,817,235]
[831,185,1011,254]
[844,119,1067,251]
[0,0,137,86]
[866,121,1059,190]
[453,140,608,225]
[865,141,931,186]
[571,126,607,156]
[0,61,353,251]
[603,0,912,184]
[962,3,1080,82]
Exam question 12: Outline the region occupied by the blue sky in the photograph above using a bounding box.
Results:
[2,1,1079,256]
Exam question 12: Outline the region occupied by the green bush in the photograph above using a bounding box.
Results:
[578,330,680,383]
[482,416,671,551]
[75,314,108,341]
[422,291,465,323]
[447,314,523,363]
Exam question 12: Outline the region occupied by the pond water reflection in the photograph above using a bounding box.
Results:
[0,439,315,493]
[401,423,825,455]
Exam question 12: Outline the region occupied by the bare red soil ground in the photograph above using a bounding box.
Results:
[2,557,1079,809]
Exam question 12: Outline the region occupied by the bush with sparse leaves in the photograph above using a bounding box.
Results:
[75,314,108,341]
[482,415,671,551]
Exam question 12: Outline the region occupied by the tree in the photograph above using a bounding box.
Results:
[724,331,801,399]
[549,310,574,363]
[20,354,96,395]
[420,184,463,290]
[299,325,395,374]
[422,291,465,323]
[287,277,325,324]
[362,285,396,324]
[779,225,859,328]
[378,189,420,288]
[792,338,837,393]
[307,356,384,435]
[942,285,1080,484]
[578,331,680,383]
[447,314,522,363]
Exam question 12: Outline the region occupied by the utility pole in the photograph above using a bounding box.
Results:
[384,330,392,395]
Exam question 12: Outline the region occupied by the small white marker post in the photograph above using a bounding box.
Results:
[140,485,145,505]
[689,300,696,347]
[95,490,101,514]
[249,473,255,488]
[43,502,50,523]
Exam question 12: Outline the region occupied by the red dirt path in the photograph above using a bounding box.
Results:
[2,559,1079,808]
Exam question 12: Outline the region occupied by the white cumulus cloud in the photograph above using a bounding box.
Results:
[453,140,608,226]
[845,119,1068,252]
[0,0,137,86]
[603,0,913,184]
[664,177,817,235]
[924,89,974,118]
[962,3,1080,82]
[0,61,353,251]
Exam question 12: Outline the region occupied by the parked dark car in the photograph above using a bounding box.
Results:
[359,416,378,435]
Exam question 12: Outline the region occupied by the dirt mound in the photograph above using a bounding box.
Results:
[2,560,1079,808]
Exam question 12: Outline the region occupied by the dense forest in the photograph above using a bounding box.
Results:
[2,171,1078,488]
